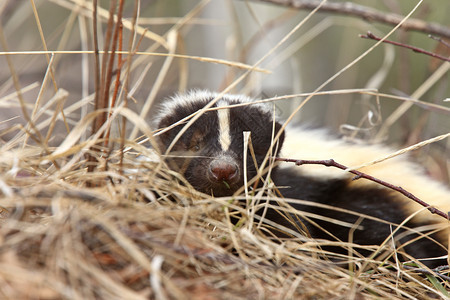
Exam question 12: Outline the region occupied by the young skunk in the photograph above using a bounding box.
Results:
[154,90,450,267]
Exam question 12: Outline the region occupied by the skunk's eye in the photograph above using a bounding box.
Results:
[189,143,201,151]
[188,130,204,152]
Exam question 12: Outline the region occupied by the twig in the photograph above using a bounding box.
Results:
[119,0,140,175]
[429,35,450,49]
[360,31,450,63]
[275,158,450,220]
[105,0,125,148]
[95,0,116,135]
[88,0,101,176]
[403,265,450,281]
[88,1,123,178]
[246,0,450,39]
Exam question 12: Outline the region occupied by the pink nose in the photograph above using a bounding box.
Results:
[209,159,239,183]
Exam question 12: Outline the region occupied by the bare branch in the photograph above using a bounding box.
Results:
[402,265,450,281]
[429,35,450,49]
[360,31,450,63]
[275,157,450,220]
[246,0,450,39]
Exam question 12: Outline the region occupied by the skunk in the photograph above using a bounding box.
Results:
[154,90,450,266]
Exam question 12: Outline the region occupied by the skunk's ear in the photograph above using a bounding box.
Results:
[274,121,285,156]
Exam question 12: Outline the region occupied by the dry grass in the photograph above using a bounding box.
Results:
[0,0,449,299]
[1,152,449,299]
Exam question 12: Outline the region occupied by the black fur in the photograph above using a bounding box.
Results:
[155,92,447,267]
[272,168,446,265]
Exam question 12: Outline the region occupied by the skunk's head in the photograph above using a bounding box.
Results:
[154,91,285,196]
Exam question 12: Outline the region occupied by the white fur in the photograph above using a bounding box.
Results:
[217,100,231,151]
[153,90,274,130]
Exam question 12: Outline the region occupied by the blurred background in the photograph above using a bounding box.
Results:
[1,0,449,181]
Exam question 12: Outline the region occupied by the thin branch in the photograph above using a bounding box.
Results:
[97,0,117,135]
[88,0,100,176]
[247,0,450,39]
[104,0,125,148]
[360,31,450,63]
[402,265,450,281]
[275,157,450,220]
[120,0,140,175]
[429,35,450,49]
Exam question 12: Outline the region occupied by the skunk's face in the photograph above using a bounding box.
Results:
[155,92,285,197]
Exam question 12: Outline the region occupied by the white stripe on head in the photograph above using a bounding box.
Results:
[217,100,231,151]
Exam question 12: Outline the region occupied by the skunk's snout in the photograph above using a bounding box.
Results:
[208,157,239,184]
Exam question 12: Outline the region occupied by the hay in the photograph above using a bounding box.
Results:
[1,1,449,299]
[0,144,448,299]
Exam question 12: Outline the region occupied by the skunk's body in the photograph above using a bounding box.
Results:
[154,90,450,266]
